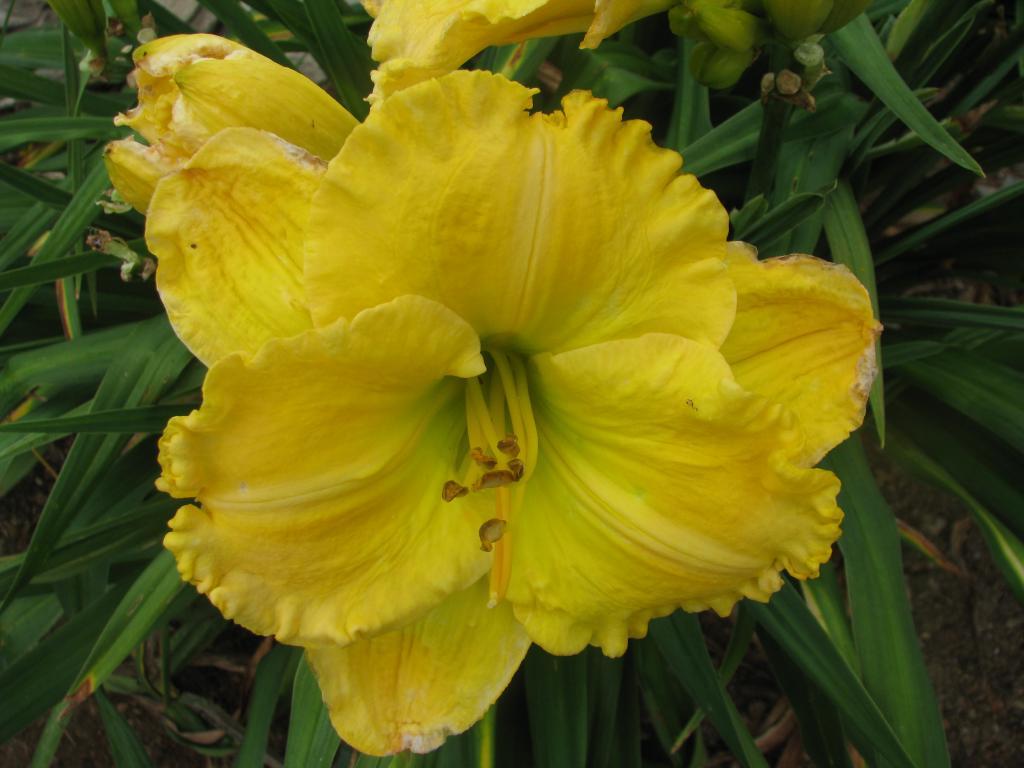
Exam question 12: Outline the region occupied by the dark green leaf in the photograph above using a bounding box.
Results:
[748,582,922,768]
[650,613,768,768]
[827,436,950,768]
[831,16,982,174]
[234,644,298,767]
[284,655,340,768]
[525,647,588,768]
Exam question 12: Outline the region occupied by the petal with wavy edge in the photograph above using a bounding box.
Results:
[307,577,530,756]
[161,295,492,646]
[504,333,843,656]
[109,34,356,210]
[364,0,672,100]
[146,127,322,365]
[720,242,881,466]
[306,70,733,354]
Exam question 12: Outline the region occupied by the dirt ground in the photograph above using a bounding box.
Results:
[1,446,1021,767]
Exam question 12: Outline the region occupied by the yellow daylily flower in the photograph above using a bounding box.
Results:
[105,34,357,211]
[138,58,880,754]
[363,0,675,100]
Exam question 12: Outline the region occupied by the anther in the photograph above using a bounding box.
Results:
[442,480,469,502]
[479,518,507,552]
[497,434,520,457]
[473,469,516,491]
[507,458,524,480]
[471,447,497,469]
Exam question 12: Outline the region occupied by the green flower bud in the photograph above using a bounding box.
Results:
[764,0,834,40]
[819,0,872,33]
[46,0,106,60]
[689,42,755,89]
[671,0,768,52]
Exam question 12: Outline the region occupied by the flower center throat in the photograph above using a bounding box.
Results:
[442,349,537,607]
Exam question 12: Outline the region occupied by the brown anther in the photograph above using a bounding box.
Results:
[497,434,520,457]
[507,458,525,481]
[473,469,516,491]
[471,447,497,469]
[479,519,507,552]
[442,480,469,502]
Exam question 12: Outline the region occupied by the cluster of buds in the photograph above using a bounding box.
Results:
[670,0,870,89]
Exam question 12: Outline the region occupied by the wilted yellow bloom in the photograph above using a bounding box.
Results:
[105,34,357,211]
[133,46,879,754]
[363,0,675,100]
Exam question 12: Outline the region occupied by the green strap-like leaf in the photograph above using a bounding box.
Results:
[649,613,768,768]
[748,582,923,768]
[0,403,191,434]
[882,298,1024,331]
[524,647,589,768]
[96,688,155,768]
[0,318,191,611]
[896,347,1024,452]
[284,655,341,768]
[234,644,300,768]
[304,0,373,119]
[826,436,951,768]
[831,16,982,175]
[69,550,187,698]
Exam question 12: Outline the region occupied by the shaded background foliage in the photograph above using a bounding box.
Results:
[0,0,1022,765]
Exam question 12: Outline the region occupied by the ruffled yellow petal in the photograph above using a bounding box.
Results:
[110,33,356,210]
[306,70,733,354]
[146,127,322,365]
[161,295,493,646]
[504,333,842,656]
[103,138,178,213]
[720,242,881,466]
[307,577,530,755]
[365,0,672,100]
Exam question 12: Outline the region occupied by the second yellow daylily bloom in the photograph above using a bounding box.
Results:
[363,0,675,100]
[105,34,356,211]
[122,36,880,756]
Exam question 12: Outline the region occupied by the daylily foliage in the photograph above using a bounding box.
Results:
[108,34,879,756]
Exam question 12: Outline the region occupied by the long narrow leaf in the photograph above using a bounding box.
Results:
[831,16,982,174]
[826,436,950,768]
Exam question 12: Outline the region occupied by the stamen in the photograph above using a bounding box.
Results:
[497,434,520,457]
[471,447,497,469]
[489,350,525,452]
[441,480,468,502]
[510,355,538,482]
[473,469,516,491]
[507,458,524,480]
[478,518,506,552]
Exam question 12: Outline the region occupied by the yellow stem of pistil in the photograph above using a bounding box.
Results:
[489,485,512,607]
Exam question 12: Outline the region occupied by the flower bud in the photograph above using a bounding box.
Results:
[671,0,767,52]
[764,0,834,40]
[46,0,106,60]
[690,42,756,89]
[819,0,872,33]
